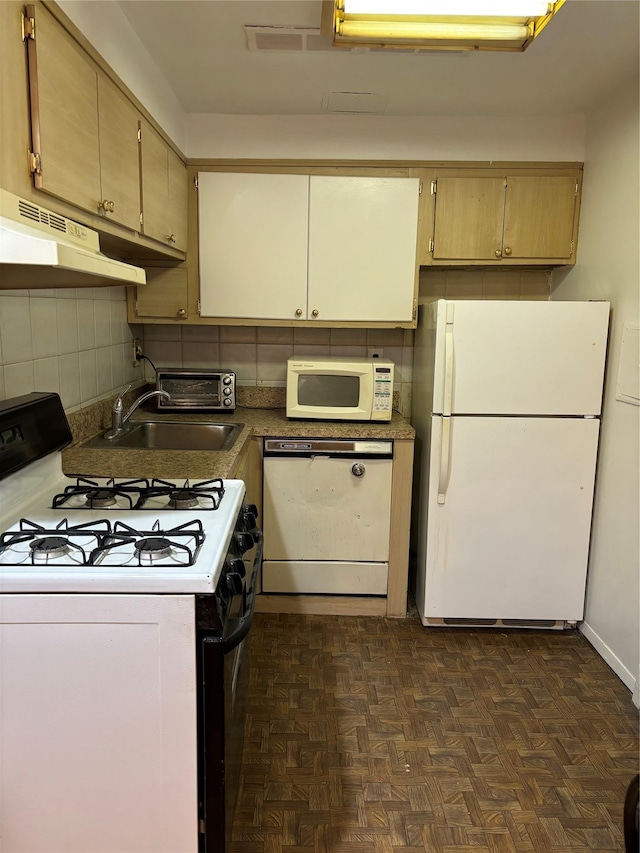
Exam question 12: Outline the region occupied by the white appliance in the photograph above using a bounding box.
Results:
[0,393,261,853]
[286,355,394,421]
[262,438,393,595]
[412,299,610,628]
[0,189,146,288]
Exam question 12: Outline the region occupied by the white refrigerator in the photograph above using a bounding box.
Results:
[412,299,610,628]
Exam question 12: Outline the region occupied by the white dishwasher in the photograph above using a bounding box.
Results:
[262,438,393,595]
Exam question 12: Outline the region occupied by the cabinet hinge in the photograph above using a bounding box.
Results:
[575,180,578,195]
[134,300,139,315]
[503,177,508,188]
[430,180,437,195]
[28,150,42,176]
[194,176,198,191]
[412,299,417,321]
[418,181,423,196]
[197,301,202,315]
[570,239,574,256]
[428,237,434,253]
[22,10,35,41]
[137,128,142,143]
[139,212,144,227]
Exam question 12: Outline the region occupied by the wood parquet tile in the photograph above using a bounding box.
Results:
[230,614,639,853]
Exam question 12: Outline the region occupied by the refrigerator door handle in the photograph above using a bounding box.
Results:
[437,416,452,504]
[443,303,455,416]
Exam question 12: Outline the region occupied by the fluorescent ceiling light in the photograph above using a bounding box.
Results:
[324,0,565,52]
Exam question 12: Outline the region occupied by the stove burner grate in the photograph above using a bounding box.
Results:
[135,536,173,560]
[167,490,199,510]
[87,519,206,567]
[0,518,114,565]
[53,477,149,510]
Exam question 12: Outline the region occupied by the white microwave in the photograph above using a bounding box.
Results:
[286,356,394,421]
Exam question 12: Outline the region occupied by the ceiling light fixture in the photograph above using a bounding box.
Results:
[321,0,565,52]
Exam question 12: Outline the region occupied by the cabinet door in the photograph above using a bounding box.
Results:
[28,4,101,211]
[198,172,309,320]
[166,148,188,251]
[503,176,577,259]
[140,119,170,244]
[432,177,505,260]
[307,176,419,322]
[134,267,189,320]
[97,76,141,232]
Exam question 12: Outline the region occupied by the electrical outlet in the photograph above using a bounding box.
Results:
[132,338,142,368]
[367,347,384,359]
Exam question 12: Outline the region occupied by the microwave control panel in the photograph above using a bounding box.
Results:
[373,364,393,416]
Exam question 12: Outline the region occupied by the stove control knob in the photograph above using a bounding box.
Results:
[226,572,244,596]
[245,503,259,520]
[235,532,254,554]
[223,398,233,407]
[243,510,257,530]
[229,558,246,578]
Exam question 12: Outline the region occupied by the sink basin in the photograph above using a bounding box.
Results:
[85,421,244,452]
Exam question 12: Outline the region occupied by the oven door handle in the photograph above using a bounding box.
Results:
[221,539,263,654]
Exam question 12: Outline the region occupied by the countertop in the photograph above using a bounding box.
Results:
[62,406,415,480]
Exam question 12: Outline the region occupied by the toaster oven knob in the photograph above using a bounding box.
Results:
[229,558,246,578]
[226,572,244,596]
[223,398,233,406]
[223,387,232,396]
[223,375,233,385]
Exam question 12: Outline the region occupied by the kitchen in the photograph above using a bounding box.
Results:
[0,1,638,851]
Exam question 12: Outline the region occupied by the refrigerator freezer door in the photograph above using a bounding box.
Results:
[431,300,609,416]
[416,415,600,623]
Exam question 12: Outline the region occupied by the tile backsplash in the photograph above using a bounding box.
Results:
[0,269,549,420]
[0,287,143,411]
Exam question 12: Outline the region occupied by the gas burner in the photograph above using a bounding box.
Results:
[53,478,149,510]
[84,489,117,509]
[134,537,173,560]
[167,490,199,510]
[30,536,70,559]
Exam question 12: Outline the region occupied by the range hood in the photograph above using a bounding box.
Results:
[0,190,146,289]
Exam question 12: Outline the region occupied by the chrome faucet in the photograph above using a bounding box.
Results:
[104,385,171,439]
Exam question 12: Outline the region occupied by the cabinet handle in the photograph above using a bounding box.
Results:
[504,246,512,256]
[351,463,365,478]
[177,308,187,318]
[295,308,303,317]
[494,248,502,258]
[166,234,177,244]
[311,309,319,318]
[98,199,113,212]
[109,201,115,212]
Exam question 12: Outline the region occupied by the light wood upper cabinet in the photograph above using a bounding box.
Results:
[25,5,141,232]
[430,173,579,264]
[197,171,419,326]
[140,120,188,252]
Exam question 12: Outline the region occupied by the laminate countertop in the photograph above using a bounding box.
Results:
[62,407,415,480]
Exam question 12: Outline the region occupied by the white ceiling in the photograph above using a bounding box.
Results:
[116,0,639,118]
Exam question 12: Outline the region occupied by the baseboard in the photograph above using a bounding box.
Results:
[579,620,637,703]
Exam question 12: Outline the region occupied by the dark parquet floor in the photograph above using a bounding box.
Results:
[230,612,639,853]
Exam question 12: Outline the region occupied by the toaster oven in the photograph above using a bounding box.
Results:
[156,369,236,412]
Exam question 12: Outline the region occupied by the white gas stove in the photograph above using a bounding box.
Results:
[0,391,261,853]
[0,452,246,593]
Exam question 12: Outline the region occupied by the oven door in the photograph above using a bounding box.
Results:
[200,539,262,853]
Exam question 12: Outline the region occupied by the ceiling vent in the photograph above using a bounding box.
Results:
[321,91,386,114]
[244,26,334,52]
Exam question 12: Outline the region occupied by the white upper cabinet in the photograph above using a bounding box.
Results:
[197,172,420,326]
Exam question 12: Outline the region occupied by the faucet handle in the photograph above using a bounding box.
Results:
[115,384,132,404]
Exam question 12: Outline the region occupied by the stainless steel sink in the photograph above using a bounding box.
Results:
[84,421,243,452]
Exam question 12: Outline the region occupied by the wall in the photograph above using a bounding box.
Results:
[0,288,143,411]
[551,77,639,699]
[186,113,586,161]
